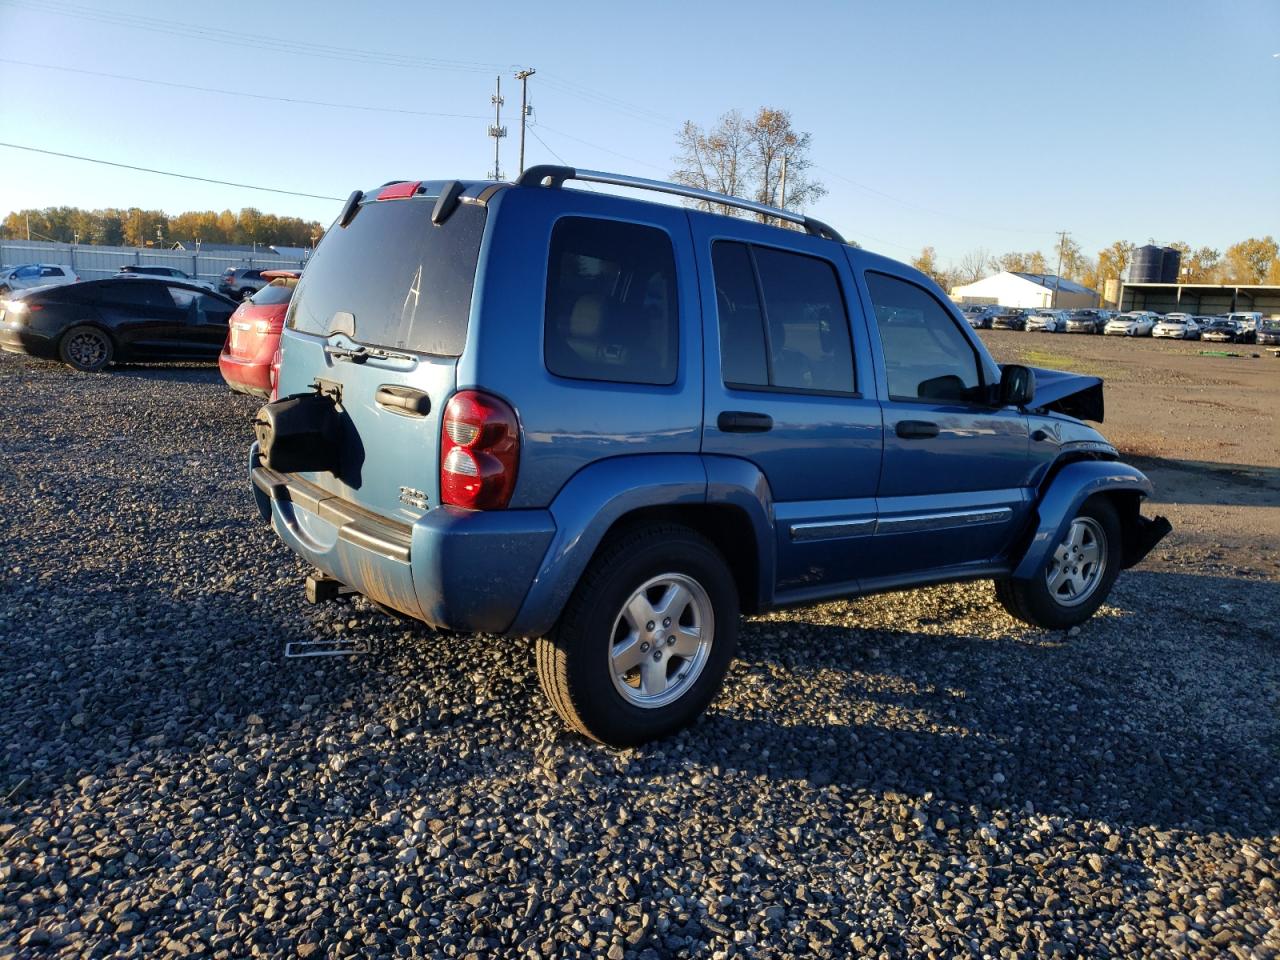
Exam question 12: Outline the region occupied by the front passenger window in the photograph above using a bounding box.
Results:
[865,272,984,402]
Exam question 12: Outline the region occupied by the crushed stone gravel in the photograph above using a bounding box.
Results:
[1,354,1277,959]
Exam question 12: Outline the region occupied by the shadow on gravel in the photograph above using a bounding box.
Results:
[4,556,1276,844]
[109,364,223,384]
[715,572,1280,838]
[1126,454,1280,507]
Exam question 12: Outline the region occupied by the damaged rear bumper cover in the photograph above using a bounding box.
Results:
[250,444,555,634]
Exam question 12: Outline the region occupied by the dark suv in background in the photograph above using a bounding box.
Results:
[219,267,268,301]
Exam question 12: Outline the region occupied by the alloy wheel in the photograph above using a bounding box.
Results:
[1046,516,1107,607]
[67,330,108,369]
[608,573,714,709]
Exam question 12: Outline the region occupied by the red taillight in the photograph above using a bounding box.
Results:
[440,390,519,510]
[268,347,282,401]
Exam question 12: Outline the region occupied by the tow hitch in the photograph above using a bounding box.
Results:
[284,573,367,659]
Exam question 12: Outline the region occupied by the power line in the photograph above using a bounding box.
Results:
[0,58,491,120]
[531,122,667,172]
[0,0,515,73]
[812,162,1053,237]
[527,126,568,166]
[2,0,1052,240]
[0,142,344,202]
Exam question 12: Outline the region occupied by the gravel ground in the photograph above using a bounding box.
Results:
[1,353,1277,960]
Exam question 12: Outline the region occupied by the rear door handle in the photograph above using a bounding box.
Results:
[717,411,773,433]
[375,385,431,417]
[896,419,939,439]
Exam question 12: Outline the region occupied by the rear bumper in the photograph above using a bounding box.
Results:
[251,447,556,634]
[219,350,272,396]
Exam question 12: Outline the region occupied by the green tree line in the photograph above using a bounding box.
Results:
[914,236,1280,295]
[1,206,325,249]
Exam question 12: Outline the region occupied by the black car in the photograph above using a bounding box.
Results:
[0,278,236,372]
[1200,318,1244,343]
[990,308,1027,330]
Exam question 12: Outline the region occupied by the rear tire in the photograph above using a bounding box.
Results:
[995,496,1121,630]
[58,324,114,372]
[536,524,739,747]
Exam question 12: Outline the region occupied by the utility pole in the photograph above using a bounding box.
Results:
[514,67,535,175]
[487,75,507,180]
[26,213,31,241]
[1052,230,1069,308]
[778,155,788,225]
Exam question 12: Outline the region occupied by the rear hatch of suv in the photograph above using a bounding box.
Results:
[274,184,487,519]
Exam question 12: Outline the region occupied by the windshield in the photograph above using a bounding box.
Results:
[1261,319,1280,331]
[250,278,297,306]
[286,197,485,356]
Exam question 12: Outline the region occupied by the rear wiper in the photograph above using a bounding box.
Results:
[324,343,416,364]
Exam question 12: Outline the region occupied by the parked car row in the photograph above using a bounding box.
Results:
[0,268,299,375]
[964,304,1267,343]
[0,261,279,302]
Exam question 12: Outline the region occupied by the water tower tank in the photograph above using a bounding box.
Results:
[1130,245,1164,283]
[1160,247,1181,284]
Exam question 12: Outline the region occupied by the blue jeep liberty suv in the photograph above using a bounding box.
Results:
[251,166,1170,746]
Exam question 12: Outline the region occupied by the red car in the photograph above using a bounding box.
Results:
[218,270,299,398]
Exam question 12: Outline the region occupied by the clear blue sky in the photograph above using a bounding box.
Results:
[1,0,1277,266]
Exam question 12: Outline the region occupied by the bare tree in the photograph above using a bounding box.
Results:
[672,112,752,217]
[956,248,991,284]
[990,250,1049,274]
[745,108,824,219]
[672,107,825,220]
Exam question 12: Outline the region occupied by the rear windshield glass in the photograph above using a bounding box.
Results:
[251,278,297,306]
[286,198,485,356]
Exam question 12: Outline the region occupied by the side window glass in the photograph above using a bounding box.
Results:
[41,266,64,277]
[711,241,767,387]
[17,265,40,279]
[865,272,983,402]
[198,294,233,324]
[753,247,855,393]
[168,286,198,309]
[544,216,678,386]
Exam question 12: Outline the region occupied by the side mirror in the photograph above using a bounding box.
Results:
[999,364,1036,408]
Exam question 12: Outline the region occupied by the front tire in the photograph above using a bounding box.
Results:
[58,324,114,372]
[995,496,1122,630]
[536,524,740,747]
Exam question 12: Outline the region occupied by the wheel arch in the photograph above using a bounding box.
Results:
[506,454,775,637]
[1011,459,1155,581]
[585,502,763,615]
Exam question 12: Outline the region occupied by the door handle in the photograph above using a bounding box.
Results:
[717,411,773,433]
[896,419,939,439]
[375,385,431,417]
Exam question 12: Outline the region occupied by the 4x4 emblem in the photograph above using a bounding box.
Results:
[399,486,429,509]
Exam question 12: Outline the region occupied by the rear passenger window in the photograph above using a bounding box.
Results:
[865,272,984,402]
[711,241,855,394]
[544,217,678,386]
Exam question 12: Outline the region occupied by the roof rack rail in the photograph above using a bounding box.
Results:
[515,165,845,244]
